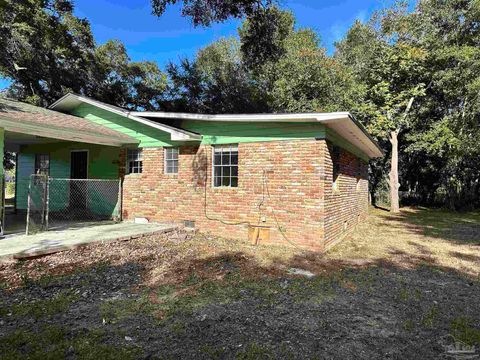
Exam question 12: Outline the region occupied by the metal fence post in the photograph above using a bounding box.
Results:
[118,178,123,222]
[45,176,50,231]
[26,175,32,235]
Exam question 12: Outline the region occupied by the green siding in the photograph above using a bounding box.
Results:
[70,103,176,148]
[16,142,120,210]
[180,120,327,144]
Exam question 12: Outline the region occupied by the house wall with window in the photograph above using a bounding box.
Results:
[61,101,376,250]
[120,140,326,249]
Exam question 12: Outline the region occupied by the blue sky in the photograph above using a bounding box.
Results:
[0,0,395,90]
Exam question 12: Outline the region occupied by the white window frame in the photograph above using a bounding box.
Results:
[164,147,179,174]
[127,148,143,174]
[212,144,238,188]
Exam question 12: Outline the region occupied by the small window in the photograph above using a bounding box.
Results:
[127,149,143,174]
[34,154,50,176]
[213,144,238,187]
[164,148,179,174]
[332,146,341,191]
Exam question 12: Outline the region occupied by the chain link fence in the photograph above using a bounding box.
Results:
[27,175,122,234]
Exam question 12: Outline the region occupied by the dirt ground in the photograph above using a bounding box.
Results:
[0,207,479,359]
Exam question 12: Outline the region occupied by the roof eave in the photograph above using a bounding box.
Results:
[0,117,138,147]
[49,93,202,142]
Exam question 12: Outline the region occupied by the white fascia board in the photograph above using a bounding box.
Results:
[131,111,351,123]
[50,94,201,142]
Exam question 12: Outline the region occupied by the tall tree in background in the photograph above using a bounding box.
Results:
[0,0,95,105]
[336,13,428,212]
[0,0,167,109]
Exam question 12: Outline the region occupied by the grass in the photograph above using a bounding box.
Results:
[0,290,78,319]
[0,325,140,360]
[0,206,479,358]
[450,317,480,346]
[327,207,480,276]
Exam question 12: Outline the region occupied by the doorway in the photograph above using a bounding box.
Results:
[70,150,88,209]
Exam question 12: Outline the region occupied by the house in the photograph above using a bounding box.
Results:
[1,94,383,250]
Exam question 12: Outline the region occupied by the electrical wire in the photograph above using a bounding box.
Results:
[201,151,299,247]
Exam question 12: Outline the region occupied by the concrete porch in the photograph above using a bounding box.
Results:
[0,221,178,260]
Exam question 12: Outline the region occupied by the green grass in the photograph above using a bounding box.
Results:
[450,317,480,346]
[100,295,156,324]
[0,290,79,319]
[0,325,140,360]
[236,343,275,360]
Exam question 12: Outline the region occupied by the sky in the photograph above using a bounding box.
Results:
[0,0,396,90]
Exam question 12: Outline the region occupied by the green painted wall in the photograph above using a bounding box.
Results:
[16,142,120,211]
[179,120,327,144]
[70,103,177,148]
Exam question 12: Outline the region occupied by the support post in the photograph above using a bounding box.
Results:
[26,175,32,235]
[118,178,123,222]
[45,176,49,231]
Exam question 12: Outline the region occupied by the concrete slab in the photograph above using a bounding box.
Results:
[0,222,178,260]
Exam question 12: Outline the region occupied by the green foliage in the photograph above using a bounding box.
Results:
[0,0,167,109]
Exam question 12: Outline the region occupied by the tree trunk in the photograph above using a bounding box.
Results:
[389,129,400,213]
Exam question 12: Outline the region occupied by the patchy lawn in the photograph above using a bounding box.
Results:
[0,207,479,359]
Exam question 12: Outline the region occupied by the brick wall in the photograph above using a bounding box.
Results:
[323,141,369,249]
[120,140,326,250]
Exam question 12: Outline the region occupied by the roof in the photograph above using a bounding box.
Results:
[132,111,384,158]
[0,97,138,147]
[48,93,383,158]
[49,93,202,142]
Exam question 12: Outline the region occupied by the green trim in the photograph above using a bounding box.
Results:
[180,120,326,145]
[325,128,370,162]
[70,104,180,148]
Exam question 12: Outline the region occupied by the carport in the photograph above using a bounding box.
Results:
[0,97,139,236]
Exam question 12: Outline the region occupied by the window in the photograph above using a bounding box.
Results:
[213,144,238,187]
[127,149,143,174]
[34,154,50,176]
[332,146,341,191]
[164,148,179,174]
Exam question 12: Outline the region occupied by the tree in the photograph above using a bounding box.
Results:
[0,0,96,105]
[151,0,275,26]
[92,40,167,110]
[336,17,428,212]
[164,37,268,113]
[0,0,168,109]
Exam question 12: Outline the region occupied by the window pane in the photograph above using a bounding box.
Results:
[231,177,238,187]
[222,153,230,165]
[214,166,221,178]
[223,167,231,178]
[214,153,221,166]
[231,153,238,165]
[214,177,222,187]
[222,176,230,187]
[232,166,238,177]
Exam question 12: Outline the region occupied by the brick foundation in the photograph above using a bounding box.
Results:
[120,139,368,251]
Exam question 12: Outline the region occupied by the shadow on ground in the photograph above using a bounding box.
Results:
[377,207,480,245]
[1,243,479,360]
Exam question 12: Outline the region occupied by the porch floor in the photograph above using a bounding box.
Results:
[0,222,179,260]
